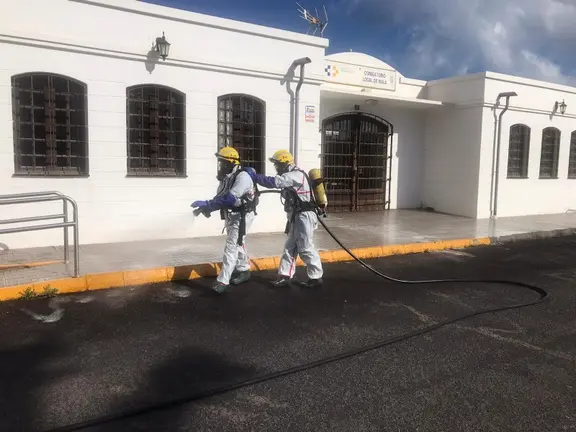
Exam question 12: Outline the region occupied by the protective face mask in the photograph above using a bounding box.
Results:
[274,163,287,175]
[217,160,234,181]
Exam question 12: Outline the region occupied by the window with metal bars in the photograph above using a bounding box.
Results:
[568,131,576,179]
[217,94,265,173]
[539,127,561,179]
[126,85,186,176]
[506,124,530,178]
[11,73,89,176]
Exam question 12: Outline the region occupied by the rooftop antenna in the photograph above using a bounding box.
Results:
[297,2,329,37]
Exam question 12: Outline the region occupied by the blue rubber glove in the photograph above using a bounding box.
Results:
[191,193,236,212]
[191,200,209,209]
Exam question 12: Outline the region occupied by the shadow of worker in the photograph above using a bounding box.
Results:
[87,346,260,431]
[0,336,71,432]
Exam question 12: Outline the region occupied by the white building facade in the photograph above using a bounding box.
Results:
[2,0,576,249]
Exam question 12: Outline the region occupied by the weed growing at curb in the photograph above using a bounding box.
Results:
[18,287,37,300]
[41,284,59,297]
[18,284,59,300]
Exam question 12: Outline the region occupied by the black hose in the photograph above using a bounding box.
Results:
[46,206,549,432]
[318,217,547,295]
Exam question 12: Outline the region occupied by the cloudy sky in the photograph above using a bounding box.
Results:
[147,0,576,84]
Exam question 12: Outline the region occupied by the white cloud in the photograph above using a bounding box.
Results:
[344,0,576,84]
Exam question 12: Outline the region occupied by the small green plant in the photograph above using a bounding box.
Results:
[41,285,59,298]
[19,287,38,300]
[18,285,59,300]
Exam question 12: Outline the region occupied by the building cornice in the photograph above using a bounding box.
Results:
[71,0,329,48]
[0,34,326,85]
[485,72,576,95]
[456,100,576,119]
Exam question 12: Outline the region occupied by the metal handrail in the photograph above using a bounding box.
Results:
[0,191,80,277]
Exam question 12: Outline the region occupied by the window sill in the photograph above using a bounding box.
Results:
[12,173,90,178]
[506,176,529,179]
[126,174,188,178]
[538,177,559,180]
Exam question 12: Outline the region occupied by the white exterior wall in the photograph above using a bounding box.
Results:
[421,75,486,217]
[422,107,484,217]
[477,73,576,217]
[0,0,327,248]
[3,0,575,255]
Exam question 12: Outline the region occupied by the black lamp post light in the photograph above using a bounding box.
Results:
[554,100,567,115]
[155,32,171,61]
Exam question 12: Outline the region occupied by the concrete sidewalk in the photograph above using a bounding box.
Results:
[2,209,576,290]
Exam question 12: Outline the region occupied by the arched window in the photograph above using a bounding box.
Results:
[11,73,88,175]
[539,127,561,179]
[507,124,530,178]
[217,94,265,173]
[126,85,186,176]
[568,131,576,179]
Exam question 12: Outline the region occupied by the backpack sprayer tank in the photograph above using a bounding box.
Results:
[308,168,327,210]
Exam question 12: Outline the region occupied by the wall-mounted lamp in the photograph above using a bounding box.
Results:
[554,100,567,115]
[155,32,171,61]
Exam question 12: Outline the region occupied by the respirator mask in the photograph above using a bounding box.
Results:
[217,159,235,181]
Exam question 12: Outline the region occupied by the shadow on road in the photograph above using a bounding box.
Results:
[0,333,71,431]
[79,346,259,431]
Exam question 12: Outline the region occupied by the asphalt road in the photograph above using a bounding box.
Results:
[0,236,575,432]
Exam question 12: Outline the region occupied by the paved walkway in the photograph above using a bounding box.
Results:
[2,210,576,288]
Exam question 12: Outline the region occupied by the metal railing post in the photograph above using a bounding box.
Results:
[70,197,80,278]
[0,191,80,277]
[63,200,69,264]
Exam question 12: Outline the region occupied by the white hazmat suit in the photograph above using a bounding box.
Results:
[215,166,257,286]
[251,165,323,282]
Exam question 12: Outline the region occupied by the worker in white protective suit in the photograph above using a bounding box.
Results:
[247,149,324,288]
[191,147,258,294]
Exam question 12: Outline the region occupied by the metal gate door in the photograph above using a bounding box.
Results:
[322,112,392,212]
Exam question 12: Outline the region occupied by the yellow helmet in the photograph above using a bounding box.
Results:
[269,149,294,165]
[216,146,240,165]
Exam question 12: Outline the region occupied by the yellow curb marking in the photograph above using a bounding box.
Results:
[0,237,491,301]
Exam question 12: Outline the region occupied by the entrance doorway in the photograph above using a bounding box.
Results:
[322,112,392,212]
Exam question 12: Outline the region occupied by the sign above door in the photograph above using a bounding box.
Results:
[324,60,397,92]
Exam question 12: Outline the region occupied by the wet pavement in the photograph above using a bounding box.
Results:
[0,236,575,431]
[3,209,576,288]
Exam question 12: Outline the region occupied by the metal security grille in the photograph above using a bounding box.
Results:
[539,127,560,179]
[507,124,530,178]
[126,85,186,176]
[218,94,265,173]
[11,73,89,176]
[569,131,576,179]
[322,113,391,212]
